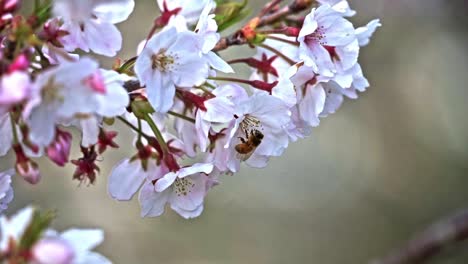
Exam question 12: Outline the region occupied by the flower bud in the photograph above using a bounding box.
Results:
[13,144,41,184]
[32,238,75,264]
[46,129,72,167]
[8,53,29,73]
[16,160,41,184]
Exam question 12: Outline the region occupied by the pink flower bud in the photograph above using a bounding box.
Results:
[8,53,29,73]
[1,0,20,13]
[13,144,41,184]
[15,160,41,184]
[46,129,72,167]
[32,238,75,264]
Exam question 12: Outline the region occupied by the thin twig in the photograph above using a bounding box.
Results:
[371,208,468,264]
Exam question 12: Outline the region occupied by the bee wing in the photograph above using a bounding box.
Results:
[236,148,255,161]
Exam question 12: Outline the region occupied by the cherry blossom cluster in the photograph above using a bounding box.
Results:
[0,206,110,263]
[0,0,380,219]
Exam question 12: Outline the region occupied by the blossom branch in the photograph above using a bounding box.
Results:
[213,0,312,52]
[371,208,468,264]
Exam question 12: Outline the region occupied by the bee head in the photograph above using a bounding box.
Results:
[253,130,264,139]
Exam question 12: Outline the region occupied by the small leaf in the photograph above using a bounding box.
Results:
[214,0,249,32]
[19,209,56,251]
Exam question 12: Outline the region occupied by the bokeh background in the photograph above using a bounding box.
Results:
[3,0,468,263]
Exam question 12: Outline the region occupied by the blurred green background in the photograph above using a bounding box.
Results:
[4,0,468,263]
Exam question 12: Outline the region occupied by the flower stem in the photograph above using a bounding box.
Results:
[203,82,216,90]
[265,35,299,46]
[208,76,252,86]
[142,114,169,153]
[137,118,143,143]
[9,112,19,145]
[117,116,151,141]
[168,111,196,123]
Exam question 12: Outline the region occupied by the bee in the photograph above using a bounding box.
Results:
[235,129,264,161]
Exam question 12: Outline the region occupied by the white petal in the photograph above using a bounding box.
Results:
[28,106,57,146]
[356,19,381,47]
[84,22,122,57]
[75,251,112,264]
[203,97,235,123]
[96,70,129,117]
[61,229,103,252]
[178,163,214,178]
[0,207,34,251]
[155,172,178,192]
[171,203,204,219]
[170,174,207,211]
[80,117,100,147]
[108,159,146,201]
[138,181,169,217]
[299,83,326,127]
[205,52,234,73]
[146,71,176,113]
[93,0,135,24]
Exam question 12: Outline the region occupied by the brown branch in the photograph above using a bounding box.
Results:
[258,0,312,27]
[371,208,468,264]
[213,0,313,52]
[212,32,248,52]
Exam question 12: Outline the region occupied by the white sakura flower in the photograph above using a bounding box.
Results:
[356,19,382,47]
[0,206,34,252]
[290,64,329,127]
[56,229,111,264]
[332,63,369,92]
[54,0,135,56]
[195,1,233,73]
[317,0,356,16]
[298,4,357,76]
[223,93,292,172]
[157,0,214,24]
[0,169,14,213]
[135,27,209,112]
[139,163,214,219]
[25,58,127,147]
[320,65,370,117]
[195,85,246,151]
[34,228,111,264]
[72,70,130,147]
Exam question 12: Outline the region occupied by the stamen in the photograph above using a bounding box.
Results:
[151,49,177,72]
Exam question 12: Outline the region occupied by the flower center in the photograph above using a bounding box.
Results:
[151,49,176,72]
[307,26,327,45]
[41,76,64,104]
[174,177,195,197]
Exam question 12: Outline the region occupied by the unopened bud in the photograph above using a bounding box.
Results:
[131,97,155,119]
